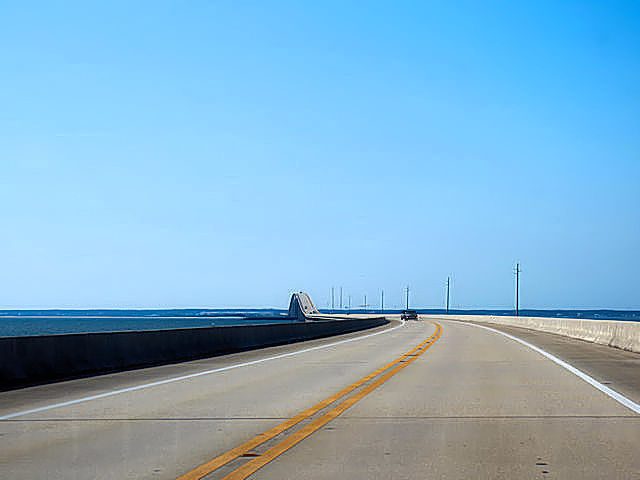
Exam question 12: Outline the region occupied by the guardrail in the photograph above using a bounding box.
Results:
[0,317,389,390]
[425,314,640,354]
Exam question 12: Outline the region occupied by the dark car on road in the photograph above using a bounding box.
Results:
[401,310,419,320]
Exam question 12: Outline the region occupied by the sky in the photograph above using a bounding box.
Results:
[1,1,639,309]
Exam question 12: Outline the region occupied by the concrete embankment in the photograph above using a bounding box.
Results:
[0,317,388,390]
[424,314,640,353]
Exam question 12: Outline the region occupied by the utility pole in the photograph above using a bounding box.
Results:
[339,287,343,311]
[348,295,351,311]
[514,263,521,316]
[381,290,384,313]
[331,287,334,312]
[446,277,450,313]
[364,294,367,311]
[405,286,410,310]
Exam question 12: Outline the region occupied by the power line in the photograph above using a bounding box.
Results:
[331,287,334,312]
[514,263,521,316]
[446,277,450,313]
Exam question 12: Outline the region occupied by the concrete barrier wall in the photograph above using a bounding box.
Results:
[0,317,388,390]
[425,314,640,354]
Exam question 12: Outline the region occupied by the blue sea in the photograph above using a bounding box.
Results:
[0,309,293,337]
[0,308,638,338]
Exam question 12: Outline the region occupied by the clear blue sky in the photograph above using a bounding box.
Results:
[1,1,639,309]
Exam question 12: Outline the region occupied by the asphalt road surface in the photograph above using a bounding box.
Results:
[1,318,639,479]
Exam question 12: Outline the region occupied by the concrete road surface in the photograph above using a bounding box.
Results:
[1,318,639,479]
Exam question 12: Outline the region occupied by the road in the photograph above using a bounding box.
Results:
[1,318,639,479]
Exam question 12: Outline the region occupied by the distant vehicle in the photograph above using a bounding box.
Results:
[401,310,419,320]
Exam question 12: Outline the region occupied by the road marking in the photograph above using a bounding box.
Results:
[177,322,443,480]
[456,322,640,415]
[0,320,405,421]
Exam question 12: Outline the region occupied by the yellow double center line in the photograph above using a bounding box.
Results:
[177,321,443,480]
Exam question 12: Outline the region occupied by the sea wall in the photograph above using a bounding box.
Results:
[0,317,388,389]
[425,314,640,354]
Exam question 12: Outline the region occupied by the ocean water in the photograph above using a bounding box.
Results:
[418,309,640,322]
[1,308,638,338]
[0,309,292,337]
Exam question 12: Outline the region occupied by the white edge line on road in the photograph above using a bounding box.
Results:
[0,319,406,421]
[452,321,640,415]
